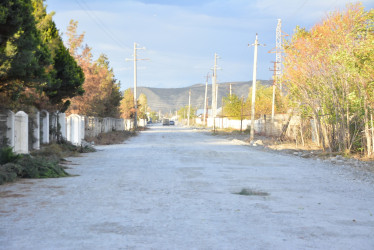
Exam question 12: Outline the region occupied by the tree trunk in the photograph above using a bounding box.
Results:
[315,112,326,150]
[363,96,372,157]
[346,104,350,153]
[313,116,320,147]
[300,119,305,147]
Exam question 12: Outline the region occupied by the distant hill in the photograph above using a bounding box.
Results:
[137,80,272,113]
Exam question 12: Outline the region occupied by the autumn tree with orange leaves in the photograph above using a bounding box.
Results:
[283,3,374,156]
[65,20,121,118]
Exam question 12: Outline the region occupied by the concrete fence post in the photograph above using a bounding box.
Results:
[14,111,28,154]
[31,111,40,150]
[40,110,49,144]
[58,113,66,140]
[6,110,15,149]
[67,114,83,146]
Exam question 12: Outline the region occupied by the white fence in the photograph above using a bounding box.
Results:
[0,110,144,154]
[196,114,304,138]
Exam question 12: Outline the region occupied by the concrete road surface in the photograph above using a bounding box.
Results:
[1,126,374,249]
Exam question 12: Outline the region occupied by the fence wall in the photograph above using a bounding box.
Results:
[0,110,144,153]
[196,114,310,139]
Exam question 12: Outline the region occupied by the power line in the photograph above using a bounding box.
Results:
[74,0,128,50]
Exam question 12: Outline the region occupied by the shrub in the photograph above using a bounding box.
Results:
[0,163,19,185]
[15,155,69,178]
[0,146,21,165]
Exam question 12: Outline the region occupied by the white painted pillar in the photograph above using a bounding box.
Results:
[14,111,28,154]
[58,113,66,139]
[32,111,40,150]
[40,110,49,144]
[80,115,85,143]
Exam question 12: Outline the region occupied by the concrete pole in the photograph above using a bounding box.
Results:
[133,42,138,129]
[250,34,259,142]
[212,53,218,118]
[203,74,209,126]
[271,62,276,123]
[216,84,218,112]
[188,89,191,126]
[205,97,209,126]
[221,97,224,129]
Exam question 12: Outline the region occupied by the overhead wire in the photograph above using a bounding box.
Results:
[73,0,129,51]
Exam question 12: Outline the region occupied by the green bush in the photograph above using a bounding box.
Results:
[0,139,96,185]
[0,163,19,185]
[0,146,21,165]
[15,155,69,178]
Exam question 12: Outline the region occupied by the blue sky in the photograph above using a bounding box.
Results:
[46,0,373,90]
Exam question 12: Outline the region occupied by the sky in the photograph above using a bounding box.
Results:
[46,0,374,90]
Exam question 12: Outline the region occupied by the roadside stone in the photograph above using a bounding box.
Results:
[254,140,264,146]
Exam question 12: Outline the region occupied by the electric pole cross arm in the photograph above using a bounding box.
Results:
[125,42,149,129]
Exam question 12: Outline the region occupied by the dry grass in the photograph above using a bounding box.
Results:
[86,131,137,145]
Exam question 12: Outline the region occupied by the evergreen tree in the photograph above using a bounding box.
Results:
[31,0,84,110]
[0,0,50,102]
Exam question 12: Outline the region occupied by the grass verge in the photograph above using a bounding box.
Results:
[0,140,96,185]
[85,130,137,145]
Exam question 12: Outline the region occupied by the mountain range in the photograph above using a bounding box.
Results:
[137,80,272,114]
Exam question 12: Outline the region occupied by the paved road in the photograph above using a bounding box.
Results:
[1,126,374,249]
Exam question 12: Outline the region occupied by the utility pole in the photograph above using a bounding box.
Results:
[216,84,219,112]
[203,73,210,126]
[249,34,265,142]
[221,97,224,129]
[269,61,277,122]
[125,42,148,129]
[211,53,220,119]
[276,19,282,93]
[187,89,191,126]
[205,96,209,126]
[211,53,222,131]
[230,83,232,97]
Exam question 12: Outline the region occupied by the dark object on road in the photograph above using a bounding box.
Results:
[162,119,169,126]
[169,120,175,125]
